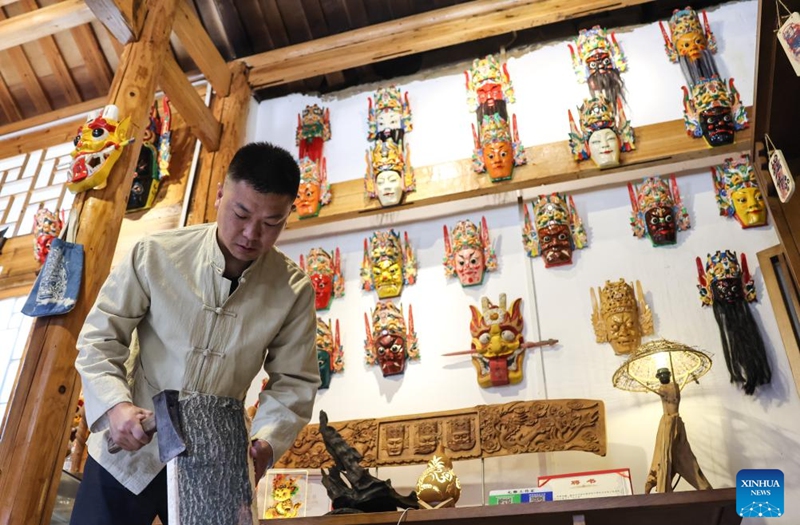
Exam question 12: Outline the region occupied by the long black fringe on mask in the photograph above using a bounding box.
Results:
[712,300,771,395]
[587,68,626,109]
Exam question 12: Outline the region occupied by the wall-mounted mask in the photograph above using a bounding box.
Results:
[128,97,172,212]
[469,294,525,388]
[294,157,331,219]
[568,95,635,170]
[68,105,133,194]
[682,76,748,147]
[661,7,718,77]
[697,250,771,395]
[361,230,417,299]
[295,104,330,165]
[33,208,63,264]
[368,86,412,144]
[569,25,628,107]
[299,247,343,310]
[712,155,767,229]
[590,279,653,355]
[364,301,419,377]
[522,193,587,268]
[316,317,343,389]
[629,176,691,246]
[465,55,526,182]
[365,139,414,208]
[443,217,497,287]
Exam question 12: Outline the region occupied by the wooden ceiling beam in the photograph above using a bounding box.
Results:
[0,95,104,137]
[84,0,144,45]
[244,0,653,88]
[159,52,220,151]
[173,0,231,96]
[0,0,95,52]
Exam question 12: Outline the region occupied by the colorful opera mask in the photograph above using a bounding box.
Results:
[712,155,767,229]
[522,193,587,268]
[568,95,634,169]
[682,77,748,147]
[368,86,412,143]
[464,54,515,118]
[696,250,771,395]
[295,104,330,164]
[629,176,691,246]
[364,301,419,377]
[471,114,526,182]
[33,208,63,264]
[365,139,415,207]
[294,157,331,219]
[128,97,171,212]
[299,247,343,310]
[316,317,343,389]
[469,294,525,388]
[68,105,133,194]
[361,230,417,299]
[661,7,717,64]
[443,217,497,287]
[590,279,654,355]
[569,26,628,106]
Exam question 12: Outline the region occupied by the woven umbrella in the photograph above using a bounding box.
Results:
[613,338,712,393]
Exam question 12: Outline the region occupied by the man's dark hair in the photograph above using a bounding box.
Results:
[226,142,300,197]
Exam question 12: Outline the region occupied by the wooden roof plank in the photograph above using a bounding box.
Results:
[0,0,95,52]
[84,0,144,44]
[257,0,290,48]
[235,0,274,52]
[245,0,653,89]
[0,95,104,137]
[0,71,22,122]
[173,0,232,96]
[69,23,113,97]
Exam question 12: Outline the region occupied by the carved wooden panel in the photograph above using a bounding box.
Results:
[274,399,605,469]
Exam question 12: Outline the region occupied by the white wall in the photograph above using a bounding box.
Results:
[248,2,800,522]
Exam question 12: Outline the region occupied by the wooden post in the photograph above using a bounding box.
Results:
[0,0,178,522]
[186,62,251,226]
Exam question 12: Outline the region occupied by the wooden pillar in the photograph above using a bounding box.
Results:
[186,61,251,226]
[0,0,179,522]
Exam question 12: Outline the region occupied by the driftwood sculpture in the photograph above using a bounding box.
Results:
[319,410,418,513]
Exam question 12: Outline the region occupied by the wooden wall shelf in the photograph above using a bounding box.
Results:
[282,112,752,241]
[268,488,739,525]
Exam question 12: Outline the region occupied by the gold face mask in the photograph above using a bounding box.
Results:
[591,279,654,355]
[360,230,417,299]
[712,155,768,229]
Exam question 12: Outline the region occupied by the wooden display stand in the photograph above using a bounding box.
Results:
[266,488,739,525]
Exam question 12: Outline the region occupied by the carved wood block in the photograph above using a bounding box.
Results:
[274,399,605,469]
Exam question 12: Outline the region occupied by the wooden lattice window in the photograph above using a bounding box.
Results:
[0,295,33,430]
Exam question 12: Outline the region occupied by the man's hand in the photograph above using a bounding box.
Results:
[107,402,153,452]
[250,439,274,481]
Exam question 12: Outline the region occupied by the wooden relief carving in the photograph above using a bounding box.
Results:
[478,400,606,457]
[274,399,605,469]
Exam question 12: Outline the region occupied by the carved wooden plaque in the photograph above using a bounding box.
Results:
[274,399,605,469]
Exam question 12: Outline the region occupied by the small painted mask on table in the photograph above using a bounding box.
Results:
[68,105,132,194]
[591,279,654,355]
[443,217,497,287]
[522,193,587,268]
[711,155,767,228]
[316,317,343,389]
[293,158,331,219]
[629,176,691,246]
[299,247,343,310]
[469,294,525,388]
[360,230,416,299]
[364,301,419,377]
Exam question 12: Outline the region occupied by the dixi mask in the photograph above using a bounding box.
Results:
[33,208,63,264]
[711,155,767,228]
[299,247,343,310]
[569,25,628,108]
[294,157,331,219]
[683,76,748,147]
[295,104,330,164]
[68,105,133,194]
[469,294,525,388]
[629,176,691,246]
[316,317,343,389]
[365,87,415,208]
[443,217,497,287]
[128,97,171,212]
[696,250,771,395]
[361,230,417,299]
[568,95,634,170]
[590,279,653,355]
[364,301,419,377]
[522,193,587,268]
[661,8,717,67]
